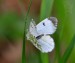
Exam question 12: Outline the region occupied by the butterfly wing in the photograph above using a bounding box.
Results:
[36,17,58,35]
[26,19,38,41]
[37,35,55,53]
[29,19,38,37]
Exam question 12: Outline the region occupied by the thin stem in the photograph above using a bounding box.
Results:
[22,0,32,63]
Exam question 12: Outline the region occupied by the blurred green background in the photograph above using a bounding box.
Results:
[0,0,75,63]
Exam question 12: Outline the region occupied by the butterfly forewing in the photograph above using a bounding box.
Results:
[48,17,58,27]
[36,17,58,35]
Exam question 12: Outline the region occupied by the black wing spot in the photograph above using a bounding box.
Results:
[43,23,45,26]
[36,34,44,39]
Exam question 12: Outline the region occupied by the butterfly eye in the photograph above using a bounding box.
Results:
[43,23,45,26]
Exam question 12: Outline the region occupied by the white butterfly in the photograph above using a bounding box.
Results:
[26,17,58,53]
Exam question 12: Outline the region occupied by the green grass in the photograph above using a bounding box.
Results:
[61,35,75,63]
[54,0,75,62]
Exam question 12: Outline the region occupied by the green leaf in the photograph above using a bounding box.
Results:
[54,0,75,62]
[40,0,54,21]
[54,0,66,40]
[40,53,49,63]
[61,35,75,63]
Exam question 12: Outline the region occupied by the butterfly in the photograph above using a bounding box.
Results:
[26,17,58,53]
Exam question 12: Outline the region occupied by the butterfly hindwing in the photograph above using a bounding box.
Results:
[37,35,55,53]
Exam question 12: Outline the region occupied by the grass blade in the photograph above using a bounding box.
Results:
[54,0,66,62]
[40,53,49,63]
[54,0,75,62]
[22,0,32,63]
[61,35,75,63]
[53,31,61,63]
[40,0,54,20]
